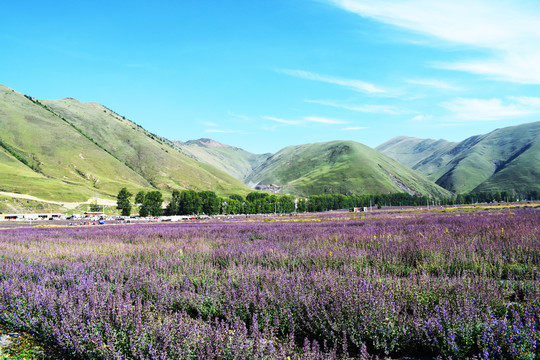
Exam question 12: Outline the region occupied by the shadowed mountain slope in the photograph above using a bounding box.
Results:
[173,138,269,181]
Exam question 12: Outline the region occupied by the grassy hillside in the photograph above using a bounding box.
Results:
[376,136,457,180]
[378,122,540,194]
[42,98,249,196]
[0,85,152,201]
[0,84,250,205]
[245,140,451,197]
[174,138,269,181]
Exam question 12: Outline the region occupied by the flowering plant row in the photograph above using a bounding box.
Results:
[0,209,538,359]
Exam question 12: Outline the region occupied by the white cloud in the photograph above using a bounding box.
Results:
[341,126,367,131]
[441,97,540,121]
[204,129,237,133]
[410,114,432,122]
[304,116,348,124]
[306,99,401,114]
[510,96,540,107]
[264,115,349,126]
[278,69,385,94]
[406,78,462,91]
[328,0,540,84]
[200,121,219,127]
[263,116,301,126]
[227,111,251,121]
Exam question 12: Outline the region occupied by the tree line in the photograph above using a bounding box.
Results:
[116,188,540,217]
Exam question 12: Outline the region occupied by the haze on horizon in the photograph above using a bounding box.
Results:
[2,0,540,154]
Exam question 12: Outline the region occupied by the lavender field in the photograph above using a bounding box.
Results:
[0,208,539,359]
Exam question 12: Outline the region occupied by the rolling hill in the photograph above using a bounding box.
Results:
[377,122,540,194]
[6,81,535,206]
[244,140,451,197]
[173,138,269,181]
[42,97,249,195]
[0,84,249,203]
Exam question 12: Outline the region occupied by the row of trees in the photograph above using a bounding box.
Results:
[117,188,540,217]
[116,188,163,217]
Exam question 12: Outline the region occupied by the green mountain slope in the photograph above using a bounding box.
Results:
[42,98,249,196]
[377,122,540,194]
[376,136,457,180]
[0,84,249,203]
[173,138,269,181]
[245,140,451,197]
[0,85,152,201]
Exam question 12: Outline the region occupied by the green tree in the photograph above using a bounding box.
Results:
[199,191,221,215]
[166,190,181,215]
[89,203,101,212]
[277,195,295,213]
[229,194,244,202]
[116,187,132,216]
[296,198,307,212]
[178,190,201,215]
[135,191,146,204]
[246,191,268,203]
[139,191,163,217]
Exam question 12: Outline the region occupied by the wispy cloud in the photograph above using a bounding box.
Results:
[263,116,301,126]
[227,111,251,121]
[410,114,432,122]
[304,116,348,125]
[341,126,367,131]
[264,115,349,126]
[441,97,540,121]
[278,69,385,94]
[204,129,238,134]
[510,96,540,107]
[328,0,540,84]
[306,99,401,114]
[406,78,462,91]
[200,121,219,127]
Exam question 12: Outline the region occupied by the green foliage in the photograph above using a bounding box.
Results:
[0,139,41,173]
[166,189,181,215]
[139,191,162,217]
[116,187,132,216]
[229,194,244,202]
[221,197,243,214]
[135,191,146,204]
[89,204,101,212]
[199,191,220,215]
[246,192,268,202]
[179,190,202,215]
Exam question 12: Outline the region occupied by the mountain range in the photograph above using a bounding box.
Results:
[377,121,540,194]
[0,83,537,209]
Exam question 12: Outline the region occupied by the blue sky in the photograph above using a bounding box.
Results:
[2,0,540,154]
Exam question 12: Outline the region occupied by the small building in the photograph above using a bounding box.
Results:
[84,212,104,216]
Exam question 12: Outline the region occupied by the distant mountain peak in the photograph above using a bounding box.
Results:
[185,138,236,149]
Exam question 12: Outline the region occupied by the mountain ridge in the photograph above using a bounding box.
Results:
[0,84,250,202]
[377,121,540,194]
[2,82,537,206]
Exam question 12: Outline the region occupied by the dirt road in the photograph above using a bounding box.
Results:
[0,191,116,210]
